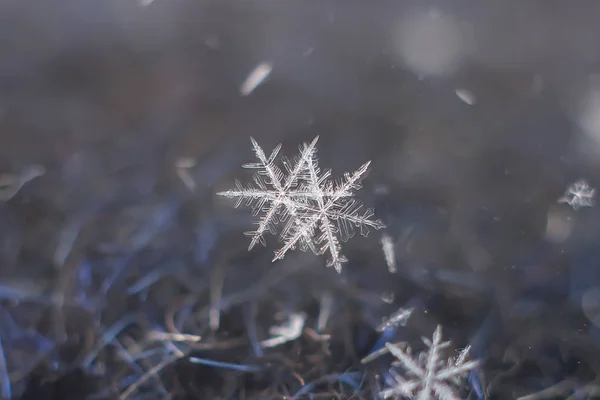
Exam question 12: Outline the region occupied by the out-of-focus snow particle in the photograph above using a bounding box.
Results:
[303,47,315,57]
[138,0,155,7]
[582,287,600,328]
[374,184,390,195]
[381,291,395,304]
[175,157,196,169]
[394,10,467,77]
[571,77,600,159]
[558,179,595,210]
[577,83,600,153]
[261,312,306,348]
[544,206,574,243]
[455,89,476,105]
[0,164,45,201]
[381,233,396,273]
[205,35,220,49]
[175,157,197,191]
[317,292,332,332]
[531,74,544,95]
[377,307,413,332]
[240,62,273,96]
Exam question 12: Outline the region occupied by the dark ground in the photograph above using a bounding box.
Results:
[2,0,600,399]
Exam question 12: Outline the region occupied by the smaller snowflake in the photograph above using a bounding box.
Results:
[380,325,479,400]
[558,179,595,210]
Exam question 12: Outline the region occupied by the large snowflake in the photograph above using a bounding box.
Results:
[380,325,479,400]
[217,136,385,272]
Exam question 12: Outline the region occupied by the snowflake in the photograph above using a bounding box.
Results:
[380,325,479,400]
[558,179,595,210]
[217,136,385,272]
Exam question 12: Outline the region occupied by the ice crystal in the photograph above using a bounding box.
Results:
[217,136,385,272]
[558,179,595,210]
[380,325,479,400]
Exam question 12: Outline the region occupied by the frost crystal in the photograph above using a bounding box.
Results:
[380,325,479,400]
[558,179,595,210]
[218,136,385,272]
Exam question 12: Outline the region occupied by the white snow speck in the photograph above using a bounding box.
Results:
[381,233,397,273]
[261,312,306,348]
[455,89,476,105]
[240,62,273,96]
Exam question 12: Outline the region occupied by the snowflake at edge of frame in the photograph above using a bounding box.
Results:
[217,136,386,272]
[380,325,479,400]
[558,178,595,210]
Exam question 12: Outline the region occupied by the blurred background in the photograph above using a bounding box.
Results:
[2,0,600,399]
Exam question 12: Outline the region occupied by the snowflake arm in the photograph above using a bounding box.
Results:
[305,147,346,270]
